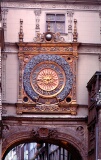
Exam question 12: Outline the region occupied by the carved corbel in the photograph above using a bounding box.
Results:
[1,8,8,31]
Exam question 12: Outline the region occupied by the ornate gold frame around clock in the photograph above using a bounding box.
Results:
[16,30,79,115]
[30,61,66,98]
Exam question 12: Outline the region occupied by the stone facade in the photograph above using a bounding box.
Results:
[0,0,101,160]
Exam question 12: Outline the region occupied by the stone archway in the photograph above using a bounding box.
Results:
[2,121,88,160]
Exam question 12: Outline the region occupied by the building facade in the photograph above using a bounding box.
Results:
[0,0,101,160]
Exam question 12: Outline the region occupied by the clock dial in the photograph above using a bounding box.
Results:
[37,68,59,91]
[30,61,65,98]
[23,54,73,102]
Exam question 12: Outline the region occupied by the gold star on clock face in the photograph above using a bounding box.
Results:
[37,68,59,91]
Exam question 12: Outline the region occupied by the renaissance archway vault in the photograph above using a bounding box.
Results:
[2,117,88,160]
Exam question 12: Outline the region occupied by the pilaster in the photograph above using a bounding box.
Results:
[34,9,41,35]
[1,8,8,41]
[67,10,74,42]
[99,11,101,41]
[2,52,7,103]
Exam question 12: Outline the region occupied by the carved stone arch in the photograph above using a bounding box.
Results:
[57,132,88,160]
[2,126,87,160]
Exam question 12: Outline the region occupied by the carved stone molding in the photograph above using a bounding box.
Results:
[2,43,18,53]
[16,103,78,115]
[32,127,57,139]
[1,8,8,41]
[1,2,100,11]
[67,10,74,17]
[78,45,101,54]
[34,32,65,43]
[34,8,41,16]
[1,8,8,31]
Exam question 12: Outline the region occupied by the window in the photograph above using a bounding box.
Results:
[46,14,65,33]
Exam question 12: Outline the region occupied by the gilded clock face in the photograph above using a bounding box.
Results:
[30,61,65,98]
[23,54,73,102]
[36,68,59,91]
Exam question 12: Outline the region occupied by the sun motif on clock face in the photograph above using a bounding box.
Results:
[37,68,59,91]
[30,61,66,98]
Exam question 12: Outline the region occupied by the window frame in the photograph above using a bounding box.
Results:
[46,13,66,34]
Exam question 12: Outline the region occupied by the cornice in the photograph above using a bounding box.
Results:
[4,42,101,47]
[1,2,101,11]
[78,43,101,55]
[2,115,88,123]
[1,0,101,5]
[2,42,101,55]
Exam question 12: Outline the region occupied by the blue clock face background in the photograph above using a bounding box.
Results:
[23,54,73,102]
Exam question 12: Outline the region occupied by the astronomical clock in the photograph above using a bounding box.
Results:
[17,31,79,115]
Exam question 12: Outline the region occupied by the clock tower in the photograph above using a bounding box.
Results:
[17,28,79,115]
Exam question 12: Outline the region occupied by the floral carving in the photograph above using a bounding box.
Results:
[32,127,57,139]
[1,2,100,11]
[34,32,65,43]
